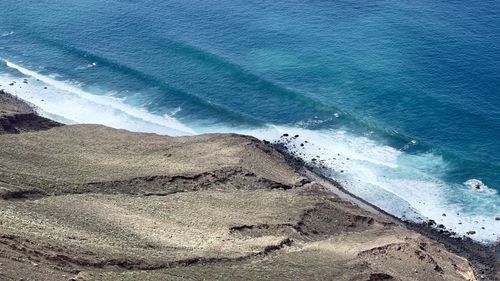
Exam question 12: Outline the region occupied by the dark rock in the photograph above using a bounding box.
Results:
[466,231,476,235]
[437,224,445,229]
[434,265,444,273]
[368,273,394,280]
[442,213,446,216]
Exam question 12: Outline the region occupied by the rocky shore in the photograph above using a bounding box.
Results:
[0,90,497,280]
[0,90,61,134]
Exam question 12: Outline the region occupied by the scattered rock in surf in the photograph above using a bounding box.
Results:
[294,134,299,138]
[437,224,445,229]
[44,87,47,89]
[440,230,451,235]
[427,219,436,226]
[9,83,14,86]
[281,133,289,137]
[495,217,500,221]
[442,213,446,217]
[466,231,476,235]
[300,143,304,147]
[481,227,485,229]
[340,170,344,173]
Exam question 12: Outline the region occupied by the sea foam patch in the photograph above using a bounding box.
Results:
[238,126,500,243]
[0,60,195,136]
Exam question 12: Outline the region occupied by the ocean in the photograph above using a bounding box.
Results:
[0,0,498,243]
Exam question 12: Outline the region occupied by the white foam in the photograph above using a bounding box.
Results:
[464,179,497,195]
[237,126,500,243]
[1,60,195,136]
[76,62,97,70]
[0,31,14,37]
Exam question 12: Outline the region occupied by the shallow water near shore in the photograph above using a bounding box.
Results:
[0,0,498,243]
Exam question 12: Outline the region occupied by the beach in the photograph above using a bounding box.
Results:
[0,90,497,280]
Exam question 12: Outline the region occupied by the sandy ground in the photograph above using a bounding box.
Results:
[0,90,495,280]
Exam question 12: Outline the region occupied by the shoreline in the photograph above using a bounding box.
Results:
[272,140,499,280]
[0,89,497,280]
[305,168,498,279]
[2,74,498,241]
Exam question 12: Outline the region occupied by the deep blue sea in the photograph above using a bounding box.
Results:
[0,0,498,242]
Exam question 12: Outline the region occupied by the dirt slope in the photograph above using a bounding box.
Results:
[0,93,483,281]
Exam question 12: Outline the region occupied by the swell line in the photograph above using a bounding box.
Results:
[30,36,266,127]
[154,37,334,112]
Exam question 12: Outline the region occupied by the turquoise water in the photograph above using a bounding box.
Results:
[0,0,498,242]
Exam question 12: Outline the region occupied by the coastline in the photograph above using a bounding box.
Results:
[0,90,497,280]
[302,168,498,279]
[272,142,499,280]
